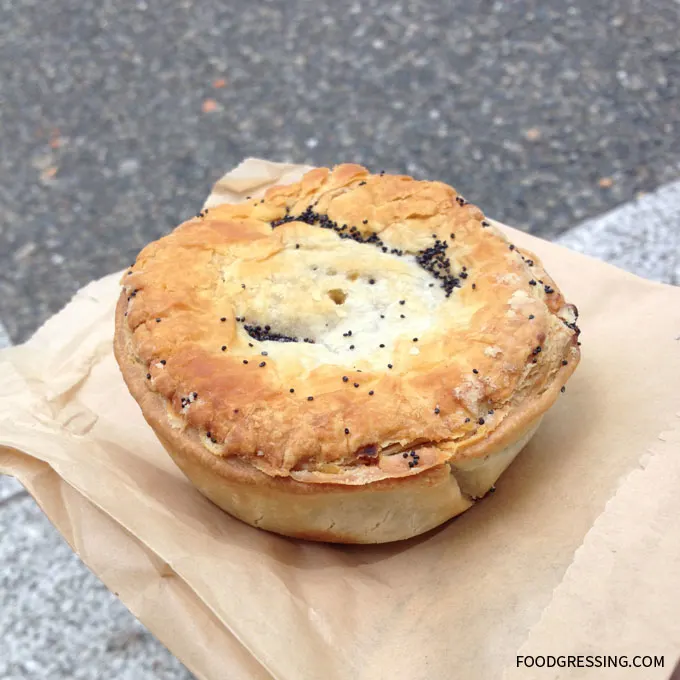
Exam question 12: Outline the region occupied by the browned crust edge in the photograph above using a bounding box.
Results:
[113,291,569,543]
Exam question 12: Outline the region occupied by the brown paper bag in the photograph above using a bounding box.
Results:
[1,159,679,680]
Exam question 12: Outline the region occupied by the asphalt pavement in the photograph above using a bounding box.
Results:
[0,0,679,340]
[1,3,680,674]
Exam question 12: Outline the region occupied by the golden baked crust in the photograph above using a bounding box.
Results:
[115,293,544,542]
[114,164,580,541]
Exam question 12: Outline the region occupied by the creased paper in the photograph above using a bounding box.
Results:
[1,158,679,680]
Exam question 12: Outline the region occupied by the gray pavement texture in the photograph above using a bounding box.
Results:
[0,496,191,680]
[2,178,679,679]
[557,178,680,284]
[1,0,680,342]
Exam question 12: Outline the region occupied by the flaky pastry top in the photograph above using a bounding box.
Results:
[119,164,580,484]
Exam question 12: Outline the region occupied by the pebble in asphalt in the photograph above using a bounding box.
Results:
[0,0,679,342]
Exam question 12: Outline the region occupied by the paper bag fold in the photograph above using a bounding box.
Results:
[1,158,679,679]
